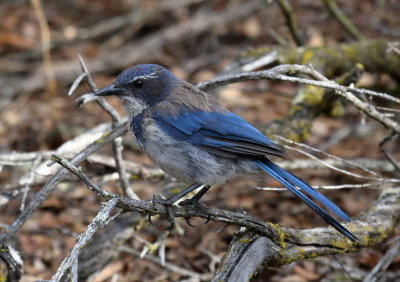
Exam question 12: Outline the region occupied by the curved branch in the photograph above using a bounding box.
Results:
[198,65,400,140]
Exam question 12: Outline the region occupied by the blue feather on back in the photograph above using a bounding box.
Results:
[153,110,282,155]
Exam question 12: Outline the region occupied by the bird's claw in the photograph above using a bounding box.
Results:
[152,195,176,229]
[179,198,211,225]
[178,198,198,207]
[153,194,210,229]
[179,198,206,210]
[184,216,195,227]
[165,207,175,230]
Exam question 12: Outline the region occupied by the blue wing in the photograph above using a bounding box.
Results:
[153,110,284,158]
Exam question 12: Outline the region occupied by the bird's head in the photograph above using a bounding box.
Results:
[95,64,178,114]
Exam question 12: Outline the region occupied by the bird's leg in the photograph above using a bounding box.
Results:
[152,183,202,228]
[153,183,204,206]
[179,185,211,207]
[153,183,210,228]
[179,185,212,225]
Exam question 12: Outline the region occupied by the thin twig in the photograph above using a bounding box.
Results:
[77,55,120,121]
[199,64,400,105]
[275,0,304,45]
[256,181,391,191]
[381,150,400,173]
[30,0,57,96]
[0,151,54,166]
[241,51,278,72]
[77,55,137,198]
[0,122,128,245]
[277,136,379,177]
[320,0,364,40]
[197,64,400,134]
[112,136,137,198]
[379,131,400,173]
[19,155,43,212]
[49,198,119,282]
[50,154,285,244]
[281,143,398,182]
[363,238,400,282]
[68,73,86,96]
[387,42,400,56]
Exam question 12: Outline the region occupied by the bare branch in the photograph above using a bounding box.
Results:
[67,73,86,96]
[50,154,285,244]
[0,122,128,245]
[49,198,119,282]
[198,64,400,134]
[276,136,379,176]
[199,64,400,105]
[30,0,57,95]
[363,238,400,282]
[280,140,397,182]
[76,56,137,199]
[257,181,393,191]
[320,0,364,40]
[213,187,400,280]
[275,0,305,45]
[0,245,23,281]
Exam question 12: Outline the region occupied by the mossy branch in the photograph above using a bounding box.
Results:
[241,40,400,79]
[214,187,400,281]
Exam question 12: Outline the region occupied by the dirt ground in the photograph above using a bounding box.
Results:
[1,0,399,281]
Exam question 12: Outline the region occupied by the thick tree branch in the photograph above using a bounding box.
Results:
[214,187,400,280]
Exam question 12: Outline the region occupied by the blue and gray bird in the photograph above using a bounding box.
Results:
[95,64,357,242]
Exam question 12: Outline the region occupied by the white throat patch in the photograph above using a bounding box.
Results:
[121,96,148,119]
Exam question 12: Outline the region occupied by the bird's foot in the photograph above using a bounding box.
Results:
[179,198,211,225]
[152,195,176,229]
[179,197,203,208]
[152,194,175,206]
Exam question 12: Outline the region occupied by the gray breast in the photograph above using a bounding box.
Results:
[139,119,259,185]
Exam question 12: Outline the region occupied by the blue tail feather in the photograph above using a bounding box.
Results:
[261,159,350,222]
[255,159,358,242]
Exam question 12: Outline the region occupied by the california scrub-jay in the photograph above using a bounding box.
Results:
[95,64,357,242]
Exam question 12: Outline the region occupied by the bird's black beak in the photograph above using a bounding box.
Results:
[95,84,122,96]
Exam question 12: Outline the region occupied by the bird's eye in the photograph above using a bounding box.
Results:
[133,79,144,88]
